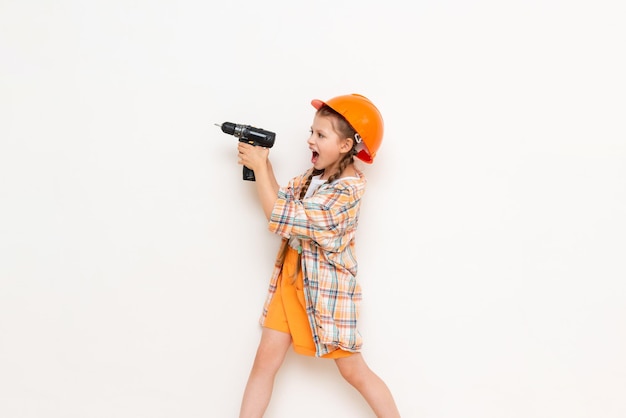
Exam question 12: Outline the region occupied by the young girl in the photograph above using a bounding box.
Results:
[236,94,400,417]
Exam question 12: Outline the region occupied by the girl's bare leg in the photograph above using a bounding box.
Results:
[239,328,292,418]
[335,353,401,417]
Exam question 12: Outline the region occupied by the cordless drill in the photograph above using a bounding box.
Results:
[215,122,276,181]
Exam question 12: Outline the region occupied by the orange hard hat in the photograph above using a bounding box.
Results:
[311,94,384,163]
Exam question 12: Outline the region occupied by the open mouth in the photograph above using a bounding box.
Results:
[311,151,319,164]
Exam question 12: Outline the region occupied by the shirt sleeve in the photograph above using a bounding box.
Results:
[268,181,361,253]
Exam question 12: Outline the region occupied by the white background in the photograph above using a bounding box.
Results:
[1,1,625,417]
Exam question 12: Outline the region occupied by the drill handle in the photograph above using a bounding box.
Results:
[239,138,258,181]
[243,166,255,181]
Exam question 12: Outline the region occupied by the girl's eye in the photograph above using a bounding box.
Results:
[309,129,324,139]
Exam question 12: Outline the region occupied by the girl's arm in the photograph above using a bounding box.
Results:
[253,159,279,220]
[269,181,364,253]
[237,142,279,220]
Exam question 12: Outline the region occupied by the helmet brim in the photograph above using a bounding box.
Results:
[311,99,325,110]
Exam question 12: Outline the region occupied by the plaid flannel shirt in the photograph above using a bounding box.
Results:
[261,169,366,357]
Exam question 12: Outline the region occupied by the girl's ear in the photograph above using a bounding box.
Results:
[339,137,354,153]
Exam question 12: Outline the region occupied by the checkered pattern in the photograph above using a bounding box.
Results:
[260,169,367,357]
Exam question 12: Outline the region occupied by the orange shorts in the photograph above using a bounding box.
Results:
[264,246,353,359]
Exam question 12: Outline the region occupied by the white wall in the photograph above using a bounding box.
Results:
[1,1,625,417]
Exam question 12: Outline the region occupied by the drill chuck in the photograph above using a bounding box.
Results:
[219,122,239,137]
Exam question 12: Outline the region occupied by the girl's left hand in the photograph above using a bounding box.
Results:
[237,142,270,172]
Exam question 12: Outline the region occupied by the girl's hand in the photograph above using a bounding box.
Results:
[237,142,269,172]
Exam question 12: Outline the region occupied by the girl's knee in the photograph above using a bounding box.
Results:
[251,329,291,374]
[250,349,283,379]
[335,354,369,385]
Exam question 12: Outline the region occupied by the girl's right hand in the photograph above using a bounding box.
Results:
[238,142,270,173]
